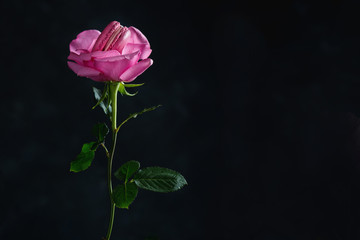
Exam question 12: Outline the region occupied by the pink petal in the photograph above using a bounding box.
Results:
[119,58,153,82]
[88,50,121,60]
[68,50,121,64]
[128,27,150,45]
[126,27,151,59]
[68,61,101,77]
[68,52,83,64]
[122,43,152,59]
[93,51,141,81]
[69,30,101,54]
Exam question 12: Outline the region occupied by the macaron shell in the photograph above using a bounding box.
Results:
[92,21,121,52]
[111,28,131,53]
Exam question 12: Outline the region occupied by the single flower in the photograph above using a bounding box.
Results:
[68,21,153,82]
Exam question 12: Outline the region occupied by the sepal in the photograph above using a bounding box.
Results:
[118,82,138,96]
[123,83,144,88]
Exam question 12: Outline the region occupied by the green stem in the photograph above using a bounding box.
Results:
[105,82,121,240]
[110,82,120,132]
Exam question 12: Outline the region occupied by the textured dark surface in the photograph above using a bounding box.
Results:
[2,0,360,239]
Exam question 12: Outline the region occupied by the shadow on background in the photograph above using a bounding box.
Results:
[2,0,360,239]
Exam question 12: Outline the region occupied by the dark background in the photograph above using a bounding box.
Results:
[2,0,360,239]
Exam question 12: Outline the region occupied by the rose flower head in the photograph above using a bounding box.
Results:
[68,21,153,82]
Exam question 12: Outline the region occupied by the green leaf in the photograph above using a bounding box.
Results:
[112,182,138,209]
[124,83,144,88]
[93,86,112,115]
[133,167,187,193]
[118,82,137,97]
[128,105,162,119]
[118,105,162,130]
[81,142,97,152]
[114,160,140,182]
[92,123,109,143]
[92,85,107,109]
[70,142,97,172]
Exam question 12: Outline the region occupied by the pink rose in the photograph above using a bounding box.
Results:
[67,21,153,82]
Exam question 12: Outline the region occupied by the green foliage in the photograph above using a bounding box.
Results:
[92,85,107,109]
[71,123,109,173]
[133,167,187,193]
[93,85,112,115]
[73,82,188,215]
[118,105,162,130]
[112,161,187,208]
[114,160,140,183]
[81,141,97,151]
[128,105,161,119]
[112,182,138,209]
[92,123,109,143]
[70,142,97,172]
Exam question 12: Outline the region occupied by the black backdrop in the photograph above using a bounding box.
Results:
[2,0,360,239]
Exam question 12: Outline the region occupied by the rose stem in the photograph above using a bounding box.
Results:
[105,82,121,240]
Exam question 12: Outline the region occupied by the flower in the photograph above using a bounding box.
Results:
[68,21,153,82]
